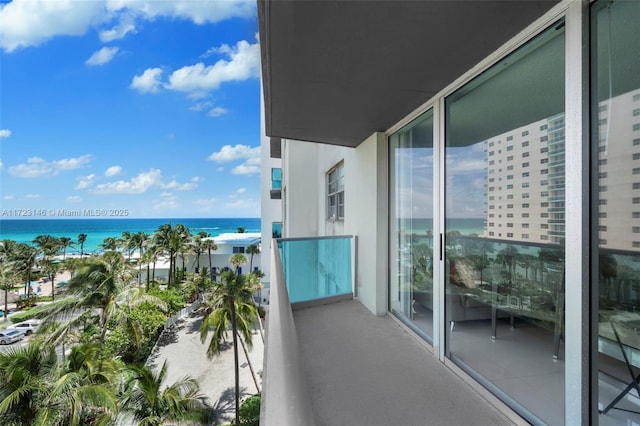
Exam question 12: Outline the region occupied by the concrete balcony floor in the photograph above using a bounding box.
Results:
[293,299,521,426]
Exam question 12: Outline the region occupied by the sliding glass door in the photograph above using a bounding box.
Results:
[389,111,434,340]
[444,23,566,424]
[592,1,640,423]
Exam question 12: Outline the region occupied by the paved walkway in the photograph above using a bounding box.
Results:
[147,308,264,424]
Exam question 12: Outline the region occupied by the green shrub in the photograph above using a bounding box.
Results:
[239,394,261,426]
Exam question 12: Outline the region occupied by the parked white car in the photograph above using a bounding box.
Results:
[0,330,25,345]
[8,319,42,336]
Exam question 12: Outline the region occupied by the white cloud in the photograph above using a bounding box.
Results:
[8,155,93,178]
[1,0,255,53]
[99,15,135,42]
[208,106,228,117]
[85,46,119,66]
[3,195,14,200]
[0,129,11,138]
[25,194,40,199]
[189,101,213,112]
[236,188,247,194]
[130,67,163,94]
[165,39,260,95]
[153,192,178,210]
[91,169,199,195]
[208,144,259,163]
[104,165,122,177]
[0,0,105,52]
[231,164,260,176]
[75,174,96,190]
[161,176,202,191]
[231,156,260,176]
[106,0,255,25]
[216,167,224,172]
[224,198,258,210]
[67,195,82,203]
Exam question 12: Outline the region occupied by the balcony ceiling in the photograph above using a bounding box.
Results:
[258,0,561,147]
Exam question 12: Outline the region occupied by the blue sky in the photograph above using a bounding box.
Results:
[0,0,261,219]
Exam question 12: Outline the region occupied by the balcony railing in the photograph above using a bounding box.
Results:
[261,236,355,425]
[277,236,354,304]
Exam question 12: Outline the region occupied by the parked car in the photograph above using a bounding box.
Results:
[8,319,42,336]
[0,309,14,317]
[0,330,25,345]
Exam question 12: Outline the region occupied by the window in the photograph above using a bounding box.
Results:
[634,212,640,219]
[541,158,549,164]
[633,197,640,204]
[522,141,529,147]
[271,168,282,189]
[521,234,529,239]
[634,124,640,131]
[634,168,640,175]
[506,184,514,189]
[507,155,514,161]
[540,124,548,131]
[507,233,514,238]
[327,162,345,220]
[522,182,530,188]
[634,138,640,146]
[232,247,245,254]
[541,147,549,153]
[507,145,513,151]
[507,135,513,141]
[522,203,530,208]
[522,172,530,178]
[633,227,640,233]
[634,183,640,190]
[522,131,529,137]
[272,222,282,238]
[522,213,529,218]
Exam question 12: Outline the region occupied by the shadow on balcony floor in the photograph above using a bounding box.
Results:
[293,299,518,426]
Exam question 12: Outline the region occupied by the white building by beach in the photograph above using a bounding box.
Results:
[141,232,262,282]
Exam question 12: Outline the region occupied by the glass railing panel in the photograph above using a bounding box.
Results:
[277,236,353,304]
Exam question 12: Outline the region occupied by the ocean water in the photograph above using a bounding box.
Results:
[0,218,261,254]
[398,218,485,236]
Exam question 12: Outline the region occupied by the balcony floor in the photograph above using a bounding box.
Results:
[293,299,519,426]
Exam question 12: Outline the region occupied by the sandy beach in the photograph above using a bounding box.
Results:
[1,270,72,314]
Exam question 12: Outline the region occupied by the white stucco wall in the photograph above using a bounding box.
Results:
[345,132,388,315]
[260,78,282,283]
[280,133,388,315]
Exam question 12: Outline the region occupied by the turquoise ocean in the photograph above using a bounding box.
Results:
[0,218,261,254]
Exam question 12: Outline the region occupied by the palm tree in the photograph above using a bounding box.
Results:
[202,238,218,280]
[192,233,207,274]
[154,223,191,287]
[43,252,165,349]
[0,342,58,425]
[101,237,119,252]
[119,361,211,425]
[14,243,38,299]
[237,227,246,233]
[36,343,119,425]
[200,270,258,425]
[77,233,87,258]
[229,253,248,274]
[246,244,260,273]
[58,236,74,260]
[131,232,150,284]
[0,240,18,319]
